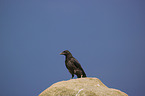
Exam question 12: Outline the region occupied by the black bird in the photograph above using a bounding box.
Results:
[60,50,86,78]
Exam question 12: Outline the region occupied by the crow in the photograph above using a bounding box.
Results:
[60,50,86,79]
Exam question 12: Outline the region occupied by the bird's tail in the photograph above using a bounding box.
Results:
[82,70,86,77]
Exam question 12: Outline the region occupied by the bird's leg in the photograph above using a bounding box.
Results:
[81,75,83,78]
[71,74,74,79]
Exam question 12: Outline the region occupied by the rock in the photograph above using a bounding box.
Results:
[39,78,128,96]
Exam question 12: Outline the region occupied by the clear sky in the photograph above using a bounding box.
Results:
[0,0,145,96]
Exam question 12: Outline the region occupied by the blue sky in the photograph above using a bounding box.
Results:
[0,0,145,96]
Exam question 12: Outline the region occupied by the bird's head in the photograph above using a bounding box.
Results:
[60,50,72,56]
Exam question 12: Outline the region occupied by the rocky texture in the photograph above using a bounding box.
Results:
[39,78,128,96]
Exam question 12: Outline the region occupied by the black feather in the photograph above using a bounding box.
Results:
[60,50,86,78]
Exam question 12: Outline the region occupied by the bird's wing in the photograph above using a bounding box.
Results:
[65,59,76,69]
[70,57,86,77]
[70,57,83,69]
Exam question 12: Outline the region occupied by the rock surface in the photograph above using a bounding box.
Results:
[39,78,128,96]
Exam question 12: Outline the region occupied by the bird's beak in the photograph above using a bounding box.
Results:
[59,52,63,55]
